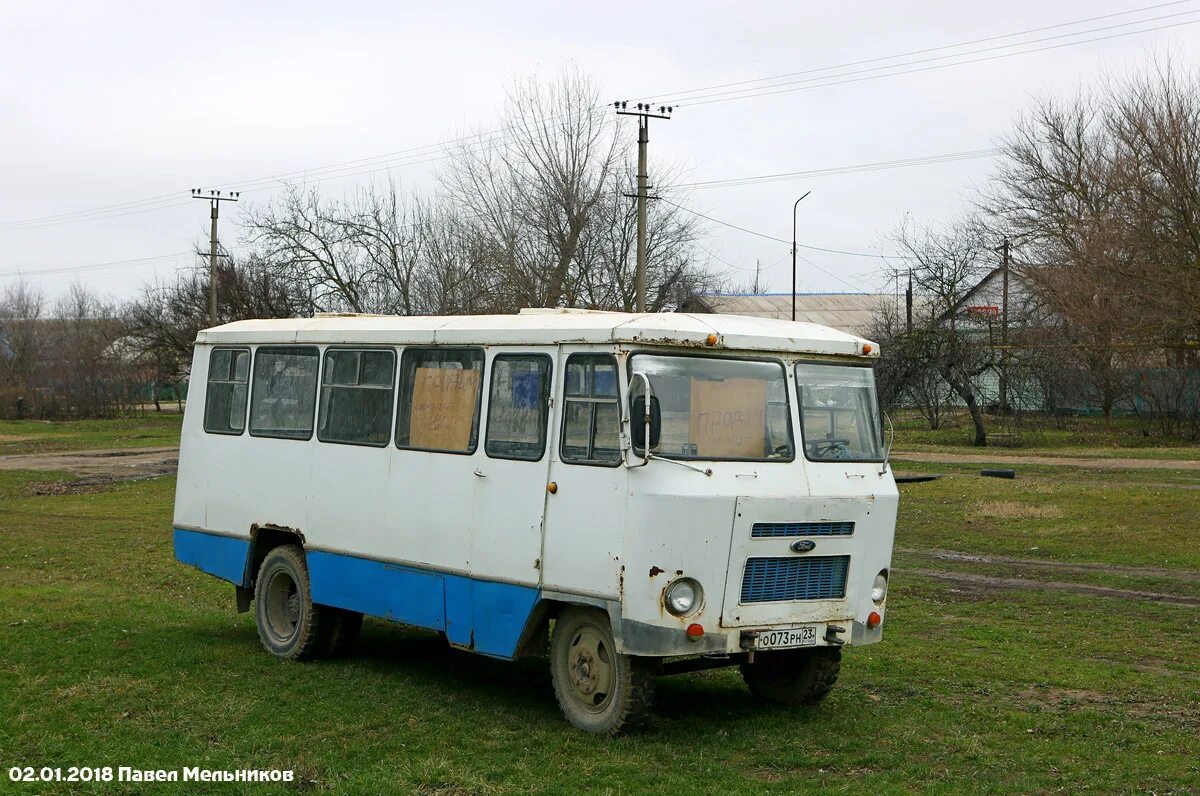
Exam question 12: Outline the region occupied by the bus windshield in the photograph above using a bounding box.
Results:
[630,354,793,461]
[795,363,884,462]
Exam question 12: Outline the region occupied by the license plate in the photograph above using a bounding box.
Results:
[755,626,819,650]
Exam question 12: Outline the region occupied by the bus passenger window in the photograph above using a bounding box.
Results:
[560,354,621,466]
[396,348,484,454]
[317,349,396,447]
[486,355,551,461]
[204,348,250,434]
[248,347,320,440]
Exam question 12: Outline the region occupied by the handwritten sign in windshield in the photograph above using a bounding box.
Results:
[689,378,767,458]
[410,367,480,451]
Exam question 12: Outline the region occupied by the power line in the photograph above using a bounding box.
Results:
[673,148,1000,191]
[659,197,910,260]
[676,16,1200,108]
[3,2,1194,231]
[0,251,194,278]
[644,0,1196,103]
[669,201,894,292]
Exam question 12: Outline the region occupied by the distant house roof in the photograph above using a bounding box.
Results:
[681,292,908,337]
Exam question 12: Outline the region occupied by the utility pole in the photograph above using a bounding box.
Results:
[999,236,1010,414]
[615,101,672,313]
[191,188,240,326]
[790,191,812,321]
[905,270,913,334]
[753,259,761,294]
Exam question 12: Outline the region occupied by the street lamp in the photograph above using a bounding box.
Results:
[791,191,812,322]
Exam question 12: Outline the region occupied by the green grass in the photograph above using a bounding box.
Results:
[0,468,1197,794]
[892,412,1200,460]
[0,415,183,455]
[891,467,1200,570]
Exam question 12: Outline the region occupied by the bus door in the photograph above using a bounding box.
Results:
[470,349,556,590]
[540,347,628,601]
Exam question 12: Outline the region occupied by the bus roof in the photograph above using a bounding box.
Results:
[196,308,879,358]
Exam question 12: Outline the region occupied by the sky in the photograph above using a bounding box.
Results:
[2,0,1198,304]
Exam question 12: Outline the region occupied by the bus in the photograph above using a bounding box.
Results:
[173,308,897,735]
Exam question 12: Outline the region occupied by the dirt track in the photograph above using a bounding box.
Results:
[892,450,1200,470]
[910,568,1200,606]
[0,446,178,478]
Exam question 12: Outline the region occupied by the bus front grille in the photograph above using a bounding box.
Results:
[740,556,850,603]
[750,521,854,538]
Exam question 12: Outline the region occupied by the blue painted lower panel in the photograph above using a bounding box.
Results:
[174,528,250,585]
[173,527,540,660]
[307,552,446,631]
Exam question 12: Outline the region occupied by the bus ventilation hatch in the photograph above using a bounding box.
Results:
[740,556,850,603]
[750,521,854,538]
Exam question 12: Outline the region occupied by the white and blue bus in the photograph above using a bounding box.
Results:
[173,309,897,734]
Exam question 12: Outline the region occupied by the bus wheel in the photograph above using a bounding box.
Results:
[740,647,841,706]
[254,545,326,660]
[549,608,655,735]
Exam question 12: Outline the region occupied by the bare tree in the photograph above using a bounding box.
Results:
[123,251,310,399]
[886,218,997,445]
[441,67,619,309]
[243,187,374,313]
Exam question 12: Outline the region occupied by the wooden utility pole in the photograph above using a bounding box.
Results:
[905,270,913,334]
[615,101,672,313]
[999,236,1010,413]
[191,188,240,327]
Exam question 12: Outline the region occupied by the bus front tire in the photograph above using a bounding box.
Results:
[740,646,841,706]
[254,544,327,660]
[549,608,655,736]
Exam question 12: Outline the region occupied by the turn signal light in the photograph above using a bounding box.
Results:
[686,623,705,638]
[866,611,882,629]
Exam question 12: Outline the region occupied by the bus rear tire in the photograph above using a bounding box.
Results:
[740,646,841,706]
[549,608,655,736]
[254,544,327,660]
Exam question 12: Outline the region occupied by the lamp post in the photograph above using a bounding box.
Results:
[791,190,811,322]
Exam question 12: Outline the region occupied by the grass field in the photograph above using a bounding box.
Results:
[1,458,1197,795]
[0,416,182,456]
[892,412,1200,460]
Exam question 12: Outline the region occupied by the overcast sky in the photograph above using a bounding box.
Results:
[2,0,1198,303]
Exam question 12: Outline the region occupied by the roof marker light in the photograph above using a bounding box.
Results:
[862,343,873,355]
[705,334,718,346]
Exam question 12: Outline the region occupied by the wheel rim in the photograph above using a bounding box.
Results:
[264,569,302,643]
[564,623,615,714]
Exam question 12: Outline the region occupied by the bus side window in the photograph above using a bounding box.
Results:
[395,348,485,454]
[317,349,396,447]
[485,354,551,461]
[204,348,250,435]
[248,347,320,440]
[560,354,621,466]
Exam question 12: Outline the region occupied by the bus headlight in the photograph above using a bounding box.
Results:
[664,578,702,617]
[871,571,888,604]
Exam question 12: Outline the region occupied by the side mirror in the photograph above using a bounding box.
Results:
[630,394,661,453]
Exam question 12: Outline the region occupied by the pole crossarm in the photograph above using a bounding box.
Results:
[614,101,673,313]
[191,189,240,327]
